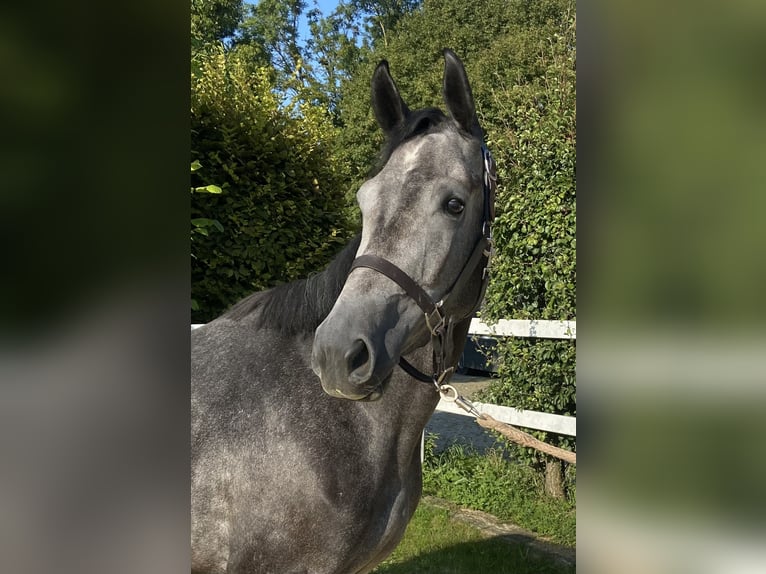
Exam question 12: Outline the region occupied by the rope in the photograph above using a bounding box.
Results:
[475,413,576,465]
[439,387,576,465]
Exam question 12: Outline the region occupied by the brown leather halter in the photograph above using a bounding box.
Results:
[348,144,497,389]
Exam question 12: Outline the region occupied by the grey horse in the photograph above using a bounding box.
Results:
[192,49,495,574]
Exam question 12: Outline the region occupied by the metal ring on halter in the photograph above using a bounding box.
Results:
[439,384,459,401]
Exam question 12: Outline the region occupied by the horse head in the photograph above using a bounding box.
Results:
[312,50,494,400]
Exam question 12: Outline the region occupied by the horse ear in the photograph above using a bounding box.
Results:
[371,60,410,136]
[442,49,482,138]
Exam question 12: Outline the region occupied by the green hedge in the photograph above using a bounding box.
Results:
[478,4,576,475]
[191,46,353,321]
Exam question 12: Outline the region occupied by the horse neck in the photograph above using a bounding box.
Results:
[370,317,473,461]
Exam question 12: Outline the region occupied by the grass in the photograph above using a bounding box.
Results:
[371,502,573,574]
[422,437,576,547]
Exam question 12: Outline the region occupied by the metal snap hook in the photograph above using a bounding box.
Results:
[439,385,483,417]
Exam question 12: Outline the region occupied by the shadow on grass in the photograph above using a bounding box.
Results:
[373,535,575,574]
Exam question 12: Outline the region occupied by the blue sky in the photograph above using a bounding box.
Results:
[243,0,343,47]
[298,0,342,45]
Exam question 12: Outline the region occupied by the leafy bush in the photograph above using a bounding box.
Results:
[191,45,353,321]
[476,3,576,484]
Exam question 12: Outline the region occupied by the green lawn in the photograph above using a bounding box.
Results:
[372,502,574,574]
[423,442,576,547]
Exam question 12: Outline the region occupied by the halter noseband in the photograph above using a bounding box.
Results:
[348,144,497,390]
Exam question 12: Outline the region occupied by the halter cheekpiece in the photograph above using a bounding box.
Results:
[348,144,497,392]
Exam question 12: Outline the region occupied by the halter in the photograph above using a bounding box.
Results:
[348,144,497,392]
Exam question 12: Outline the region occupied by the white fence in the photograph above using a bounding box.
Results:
[192,319,577,437]
[433,318,576,437]
[468,318,576,340]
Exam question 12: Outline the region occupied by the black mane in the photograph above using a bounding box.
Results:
[223,235,361,335]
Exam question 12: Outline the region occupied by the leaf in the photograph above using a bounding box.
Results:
[192,218,224,234]
[194,184,223,194]
[190,160,202,172]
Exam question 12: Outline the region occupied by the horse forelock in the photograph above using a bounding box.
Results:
[373,107,454,175]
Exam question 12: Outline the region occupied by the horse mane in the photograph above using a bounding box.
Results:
[223,235,362,335]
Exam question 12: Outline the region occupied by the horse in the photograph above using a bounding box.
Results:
[191,49,497,574]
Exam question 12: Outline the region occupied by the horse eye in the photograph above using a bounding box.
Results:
[446,197,465,215]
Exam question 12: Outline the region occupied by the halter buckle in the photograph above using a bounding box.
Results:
[425,301,446,336]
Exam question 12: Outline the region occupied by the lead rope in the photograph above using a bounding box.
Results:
[436,384,577,465]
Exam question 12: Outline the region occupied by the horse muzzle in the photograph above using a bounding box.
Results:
[312,317,397,401]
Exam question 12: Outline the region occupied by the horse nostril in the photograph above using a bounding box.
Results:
[345,339,372,383]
